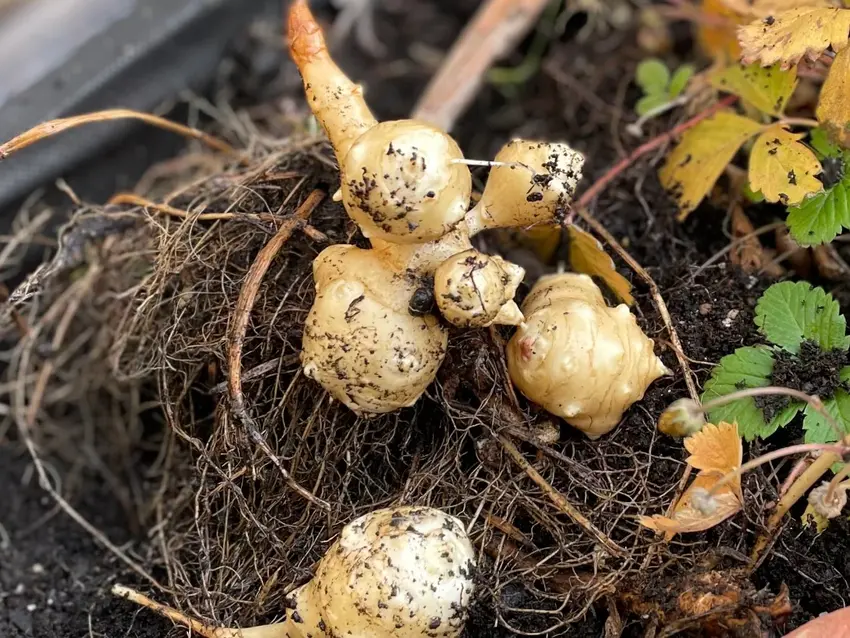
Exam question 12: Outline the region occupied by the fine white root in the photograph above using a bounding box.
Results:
[507,273,669,439]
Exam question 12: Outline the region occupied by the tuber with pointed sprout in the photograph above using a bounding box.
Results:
[507,273,668,439]
[288,0,585,414]
[113,506,477,638]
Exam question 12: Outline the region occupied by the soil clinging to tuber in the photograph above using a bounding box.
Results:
[288,0,585,414]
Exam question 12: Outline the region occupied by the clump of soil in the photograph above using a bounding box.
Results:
[756,340,850,422]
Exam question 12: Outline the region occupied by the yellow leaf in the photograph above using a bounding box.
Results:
[685,421,742,476]
[739,8,850,68]
[711,62,797,116]
[752,0,840,11]
[816,46,850,148]
[802,503,830,533]
[500,224,563,264]
[567,226,634,305]
[659,111,763,219]
[720,0,837,17]
[749,124,823,205]
[639,472,743,540]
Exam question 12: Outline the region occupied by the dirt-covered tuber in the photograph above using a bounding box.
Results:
[288,0,585,414]
[301,245,448,413]
[507,273,669,439]
[114,506,476,638]
[434,249,524,328]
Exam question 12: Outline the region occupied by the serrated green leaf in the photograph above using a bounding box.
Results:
[710,62,798,117]
[669,65,695,98]
[702,345,803,440]
[842,366,850,383]
[810,127,846,160]
[636,58,670,93]
[636,93,670,116]
[787,174,850,246]
[754,281,850,353]
[803,390,850,444]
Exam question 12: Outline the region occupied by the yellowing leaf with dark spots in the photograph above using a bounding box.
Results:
[659,111,763,219]
[749,124,823,205]
[817,46,850,148]
[739,8,850,68]
[567,226,634,305]
[710,62,797,116]
[802,502,830,533]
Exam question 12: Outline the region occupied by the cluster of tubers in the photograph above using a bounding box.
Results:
[290,0,667,436]
[115,506,477,637]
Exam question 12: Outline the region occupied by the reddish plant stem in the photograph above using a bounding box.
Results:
[577,94,738,209]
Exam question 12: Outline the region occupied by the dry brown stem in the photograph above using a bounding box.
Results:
[0,109,237,159]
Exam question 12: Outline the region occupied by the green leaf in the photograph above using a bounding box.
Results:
[710,62,797,117]
[809,127,847,160]
[754,281,850,353]
[636,93,669,116]
[636,58,670,93]
[743,182,765,203]
[669,64,695,98]
[702,346,803,440]
[803,390,850,444]
[787,174,850,246]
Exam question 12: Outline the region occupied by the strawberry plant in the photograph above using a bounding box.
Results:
[702,281,850,444]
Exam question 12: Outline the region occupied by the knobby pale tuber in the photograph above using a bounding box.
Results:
[288,0,585,414]
[507,273,669,439]
[113,506,477,638]
[301,245,448,413]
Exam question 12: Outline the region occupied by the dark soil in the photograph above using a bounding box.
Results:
[0,447,169,637]
[3,0,850,636]
[757,340,850,422]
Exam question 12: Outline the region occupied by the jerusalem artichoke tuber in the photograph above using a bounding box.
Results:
[114,506,477,638]
[507,273,669,438]
[288,0,585,414]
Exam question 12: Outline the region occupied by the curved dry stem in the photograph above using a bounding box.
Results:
[0,109,237,159]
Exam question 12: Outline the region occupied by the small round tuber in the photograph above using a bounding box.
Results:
[507,273,669,439]
[296,505,476,637]
[113,506,476,638]
[301,245,447,414]
[434,249,524,327]
[341,120,472,244]
[467,140,585,234]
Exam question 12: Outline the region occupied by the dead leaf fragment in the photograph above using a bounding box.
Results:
[641,422,743,539]
[567,225,634,305]
[659,111,763,219]
[739,8,850,68]
[639,472,743,540]
[685,421,743,481]
[698,0,746,61]
[749,124,823,205]
[816,45,850,148]
[802,502,830,533]
[730,204,783,275]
